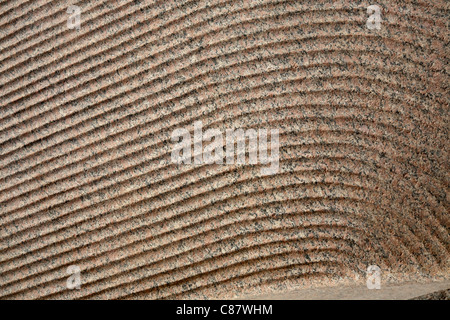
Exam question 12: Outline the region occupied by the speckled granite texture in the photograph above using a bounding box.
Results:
[0,0,448,300]
[412,288,450,300]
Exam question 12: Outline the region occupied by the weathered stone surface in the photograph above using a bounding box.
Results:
[0,0,448,299]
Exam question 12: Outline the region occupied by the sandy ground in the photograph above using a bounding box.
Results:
[241,280,450,300]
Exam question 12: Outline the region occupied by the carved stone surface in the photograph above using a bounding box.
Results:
[0,0,448,299]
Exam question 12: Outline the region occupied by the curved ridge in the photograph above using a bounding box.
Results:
[0,8,444,131]
[0,52,445,163]
[0,74,445,188]
[0,0,448,300]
